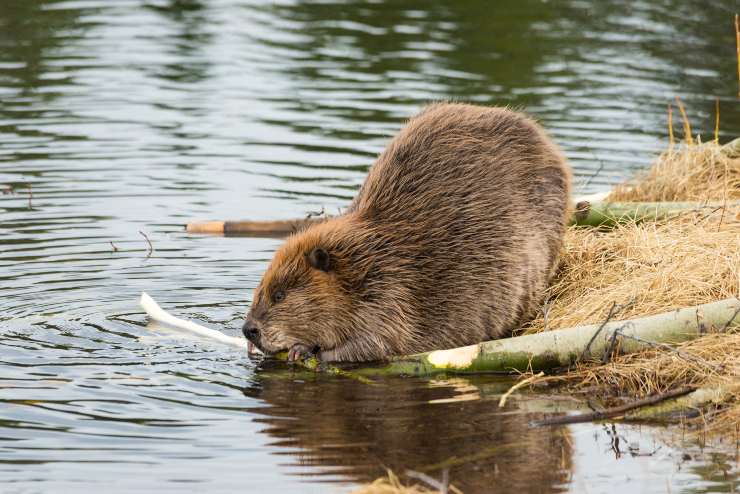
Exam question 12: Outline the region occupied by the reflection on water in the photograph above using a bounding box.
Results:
[244,375,575,493]
[1,0,738,492]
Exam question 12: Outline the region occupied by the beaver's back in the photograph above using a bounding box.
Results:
[350,103,570,347]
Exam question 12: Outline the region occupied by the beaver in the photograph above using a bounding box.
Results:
[243,103,571,362]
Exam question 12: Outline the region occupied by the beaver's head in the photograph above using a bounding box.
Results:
[243,219,391,362]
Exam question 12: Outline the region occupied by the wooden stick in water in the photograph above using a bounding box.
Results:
[139,292,375,384]
[185,218,326,236]
[531,386,696,426]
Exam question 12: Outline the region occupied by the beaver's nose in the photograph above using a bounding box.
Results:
[242,320,260,343]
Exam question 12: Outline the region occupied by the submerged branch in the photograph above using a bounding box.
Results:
[623,383,740,421]
[531,386,696,426]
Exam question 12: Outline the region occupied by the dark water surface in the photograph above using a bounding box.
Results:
[1,1,739,492]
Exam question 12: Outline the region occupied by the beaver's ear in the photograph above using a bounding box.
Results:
[307,247,332,272]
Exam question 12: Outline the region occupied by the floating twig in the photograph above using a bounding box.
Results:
[305,206,325,219]
[139,230,154,257]
[498,371,544,408]
[531,387,696,427]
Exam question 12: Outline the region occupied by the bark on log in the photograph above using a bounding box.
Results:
[570,201,734,227]
[357,298,740,377]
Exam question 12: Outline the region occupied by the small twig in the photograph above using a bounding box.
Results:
[721,302,740,332]
[582,155,605,190]
[581,302,619,361]
[405,469,454,494]
[696,308,705,334]
[542,299,551,332]
[613,329,723,373]
[531,387,696,427]
[499,371,544,408]
[601,323,630,363]
[305,206,325,219]
[693,206,723,226]
[139,230,154,257]
[667,103,674,146]
[580,299,634,362]
[110,241,119,252]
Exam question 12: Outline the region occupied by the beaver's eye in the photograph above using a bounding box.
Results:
[273,290,286,303]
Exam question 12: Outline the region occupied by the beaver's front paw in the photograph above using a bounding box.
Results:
[287,344,318,362]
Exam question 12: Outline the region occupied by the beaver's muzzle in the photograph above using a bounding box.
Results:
[242,318,262,354]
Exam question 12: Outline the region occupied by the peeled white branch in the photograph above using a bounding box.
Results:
[139,292,247,350]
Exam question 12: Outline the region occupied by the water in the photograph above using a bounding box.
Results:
[1,0,739,492]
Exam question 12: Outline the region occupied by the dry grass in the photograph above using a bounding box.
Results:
[523,140,739,332]
[521,140,740,433]
[609,140,740,202]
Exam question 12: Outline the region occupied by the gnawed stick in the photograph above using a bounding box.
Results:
[531,386,696,426]
[185,217,327,236]
[140,292,246,349]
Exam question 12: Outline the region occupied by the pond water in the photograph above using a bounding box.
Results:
[1,0,739,492]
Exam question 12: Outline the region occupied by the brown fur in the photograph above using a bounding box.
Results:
[245,103,571,362]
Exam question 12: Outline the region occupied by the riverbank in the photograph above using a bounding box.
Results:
[353,138,739,494]
[525,138,739,433]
